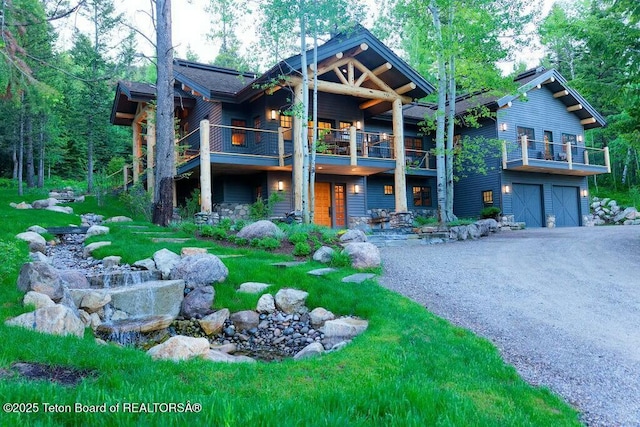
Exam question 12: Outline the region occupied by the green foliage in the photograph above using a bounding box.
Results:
[480,206,501,219]
[452,136,504,180]
[201,225,229,240]
[414,215,439,226]
[288,231,309,245]
[180,189,201,219]
[227,235,248,246]
[219,218,233,231]
[249,192,284,220]
[0,241,28,279]
[292,241,311,256]
[448,218,477,226]
[233,219,246,231]
[250,237,282,251]
[329,250,352,268]
[118,183,152,221]
[179,221,198,235]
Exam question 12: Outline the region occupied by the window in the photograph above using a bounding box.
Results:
[254,116,261,143]
[384,185,393,195]
[339,121,352,130]
[517,126,536,149]
[413,186,432,206]
[231,119,246,146]
[482,190,494,206]
[562,133,577,155]
[405,137,423,152]
[280,115,292,140]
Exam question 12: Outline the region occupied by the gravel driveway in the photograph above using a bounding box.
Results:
[379,226,640,426]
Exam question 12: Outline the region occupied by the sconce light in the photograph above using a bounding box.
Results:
[577,135,583,143]
[356,121,362,130]
[354,184,360,194]
[277,180,284,191]
[270,109,277,121]
[500,123,508,132]
[581,189,589,198]
[503,184,511,194]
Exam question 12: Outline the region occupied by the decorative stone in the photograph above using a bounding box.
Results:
[96,315,174,335]
[27,225,47,234]
[476,218,499,233]
[236,220,280,239]
[5,305,85,338]
[238,282,271,293]
[449,226,468,241]
[341,273,376,284]
[199,309,230,335]
[466,223,481,239]
[46,205,73,214]
[180,247,208,256]
[102,256,121,268]
[23,291,56,309]
[230,310,260,332]
[15,202,32,209]
[16,231,47,254]
[170,253,228,288]
[210,343,236,354]
[256,294,276,313]
[17,262,65,302]
[83,241,111,258]
[342,242,381,269]
[108,279,185,318]
[180,285,214,319]
[307,268,338,276]
[32,198,53,209]
[339,229,367,243]
[59,270,90,289]
[309,307,335,328]
[79,291,111,313]
[203,350,256,363]
[323,317,368,339]
[275,288,309,314]
[30,251,50,263]
[86,225,109,238]
[105,216,133,223]
[293,342,324,360]
[153,248,181,279]
[312,246,335,263]
[146,336,210,361]
[133,258,156,270]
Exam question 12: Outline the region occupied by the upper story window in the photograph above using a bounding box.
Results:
[562,133,578,155]
[405,137,423,152]
[280,115,292,140]
[231,119,247,146]
[254,116,261,144]
[517,126,536,149]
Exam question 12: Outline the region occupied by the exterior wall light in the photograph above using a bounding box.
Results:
[356,121,362,130]
[500,123,508,132]
[581,189,589,198]
[503,184,511,194]
[277,180,284,191]
[354,184,360,194]
[577,135,583,143]
[270,109,277,121]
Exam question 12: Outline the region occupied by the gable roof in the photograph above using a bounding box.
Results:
[173,59,258,102]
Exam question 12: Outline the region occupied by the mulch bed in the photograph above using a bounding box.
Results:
[3,362,97,386]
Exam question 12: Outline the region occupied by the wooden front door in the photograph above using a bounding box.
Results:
[333,184,346,227]
[314,182,332,227]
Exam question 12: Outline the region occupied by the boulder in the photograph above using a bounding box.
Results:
[322,317,368,348]
[17,262,65,302]
[230,310,260,332]
[476,218,499,233]
[32,198,53,209]
[275,288,309,314]
[180,285,214,319]
[199,309,230,335]
[312,246,335,263]
[16,231,47,254]
[23,291,56,309]
[108,279,185,318]
[342,242,381,269]
[5,305,85,338]
[146,336,210,361]
[237,282,270,293]
[15,202,32,209]
[339,229,367,243]
[102,256,121,268]
[59,270,90,289]
[203,350,256,363]
[449,226,468,241]
[256,294,276,313]
[153,248,181,279]
[83,241,111,258]
[466,223,481,240]
[170,253,228,288]
[236,220,280,239]
[293,342,325,360]
[614,207,638,223]
[133,258,156,271]
[180,247,208,257]
[46,205,73,214]
[105,216,133,223]
[309,307,335,328]
[79,291,111,313]
[27,225,47,234]
[29,252,50,263]
[86,225,110,238]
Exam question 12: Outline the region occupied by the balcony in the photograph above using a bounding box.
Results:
[502,136,610,176]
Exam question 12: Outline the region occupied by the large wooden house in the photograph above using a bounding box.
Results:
[110,27,609,228]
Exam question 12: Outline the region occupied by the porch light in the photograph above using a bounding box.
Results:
[354,184,360,194]
[503,185,511,194]
[581,189,589,198]
[270,109,277,121]
[277,180,284,191]
[577,135,583,142]
[500,123,508,132]
[356,121,362,130]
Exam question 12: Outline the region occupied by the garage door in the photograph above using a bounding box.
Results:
[552,186,580,227]
[512,184,543,227]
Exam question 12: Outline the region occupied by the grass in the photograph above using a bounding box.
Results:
[0,181,581,426]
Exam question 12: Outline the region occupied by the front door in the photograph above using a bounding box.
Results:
[544,130,554,160]
[314,182,332,227]
[314,182,347,228]
[333,184,346,228]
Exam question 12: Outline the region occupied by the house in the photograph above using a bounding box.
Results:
[111,27,608,229]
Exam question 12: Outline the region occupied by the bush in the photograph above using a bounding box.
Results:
[179,221,197,235]
[480,206,501,219]
[201,225,227,240]
[249,192,284,220]
[415,215,438,226]
[227,235,248,246]
[250,237,281,251]
[118,182,152,221]
[219,218,233,231]
[329,250,352,268]
[180,189,201,219]
[292,241,311,256]
[0,241,28,280]
[288,232,308,245]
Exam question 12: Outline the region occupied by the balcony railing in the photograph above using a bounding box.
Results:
[502,136,610,175]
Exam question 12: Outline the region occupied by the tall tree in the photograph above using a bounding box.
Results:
[152,0,175,226]
[205,0,247,69]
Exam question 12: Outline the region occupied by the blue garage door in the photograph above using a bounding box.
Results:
[512,184,543,227]
[552,186,580,227]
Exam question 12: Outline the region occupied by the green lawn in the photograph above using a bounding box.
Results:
[0,183,580,426]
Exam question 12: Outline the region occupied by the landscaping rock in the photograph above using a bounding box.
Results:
[86,225,109,238]
[32,198,54,209]
[342,242,381,269]
[203,350,256,363]
[14,202,32,209]
[83,241,111,258]
[133,258,156,270]
[293,342,325,360]
[199,309,230,335]
[307,267,337,276]
[341,273,376,284]
[146,336,210,361]
[46,205,73,214]
[79,291,111,313]
[27,225,47,234]
[16,231,46,254]
[309,307,335,328]
[256,294,276,313]
[322,317,368,348]
[230,310,260,332]
[23,291,56,309]
[275,288,309,314]
[238,282,270,293]
[59,270,90,289]
[339,229,367,243]
[180,247,208,256]
[5,305,85,338]
[449,226,469,241]
[29,251,50,263]
[477,218,499,233]
[105,216,133,223]
[236,220,280,239]
[102,256,121,268]
[17,262,65,302]
[170,253,228,288]
[153,248,181,279]
[180,285,214,319]
[108,279,185,318]
[466,223,481,240]
[312,246,335,263]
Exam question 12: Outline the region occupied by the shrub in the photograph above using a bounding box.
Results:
[288,232,308,245]
[180,189,201,219]
[233,219,246,231]
[292,241,311,256]
[201,225,227,240]
[227,235,248,246]
[250,237,281,251]
[0,241,28,280]
[179,221,197,235]
[219,218,233,231]
[118,182,152,221]
[329,250,352,268]
[249,192,284,220]
[480,206,501,219]
[415,215,438,226]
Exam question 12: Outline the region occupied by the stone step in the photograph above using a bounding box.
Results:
[46,226,90,235]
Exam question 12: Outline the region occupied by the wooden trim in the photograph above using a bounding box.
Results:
[288,76,409,102]
[502,140,507,170]
[580,117,597,125]
[333,67,349,85]
[567,104,583,112]
[553,90,569,98]
[372,62,392,76]
[395,82,416,95]
[116,112,135,119]
[392,98,407,212]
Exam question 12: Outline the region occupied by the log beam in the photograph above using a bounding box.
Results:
[567,104,583,112]
[293,84,303,212]
[146,110,156,194]
[200,119,212,213]
[553,90,569,98]
[288,76,410,103]
[116,112,135,120]
[333,67,349,85]
[580,117,597,125]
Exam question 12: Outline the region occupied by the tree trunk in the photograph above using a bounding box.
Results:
[622,145,631,185]
[18,96,24,196]
[445,54,456,222]
[26,108,35,188]
[309,11,318,224]
[299,2,310,224]
[38,115,45,188]
[152,0,175,227]
[12,140,18,180]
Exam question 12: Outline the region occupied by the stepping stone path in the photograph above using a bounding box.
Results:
[341,273,376,284]
[307,268,338,276]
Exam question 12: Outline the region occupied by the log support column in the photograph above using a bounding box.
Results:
[392,98,407,212]
[146,110,156,195]
[293,84,303,212]
[200,119,212,213]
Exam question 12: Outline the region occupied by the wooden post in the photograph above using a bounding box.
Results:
[200,119,212,213]
[123,164,128,192]
[604,146,611,173]
[278,127,284,167]
[392,98,407,212]
[584,150,589,165]
[363,134,369,158]
[349,126,357,166]
[146,110,156,194]
[293,84,303,213]
[502,140,508,169]
[521,135,528,166]
[566,141,573,169]
[132,121,141,183]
